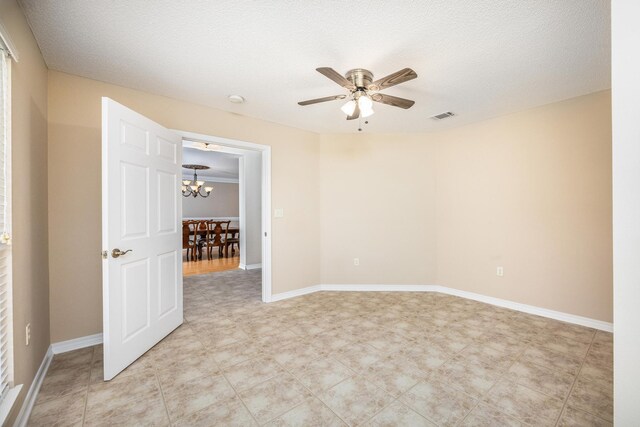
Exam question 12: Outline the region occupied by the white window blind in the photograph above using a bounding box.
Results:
[0,45,13,403]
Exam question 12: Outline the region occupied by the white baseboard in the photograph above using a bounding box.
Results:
[321,284,436,293]
[240,263,262,271]
[430,286,613,332]
[51,333,103,354]
[14,333,104,426]
[13,347,53,427]
[270,285,322,302]
[270,283,613,332]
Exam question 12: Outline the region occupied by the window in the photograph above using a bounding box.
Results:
[0,42,17,423]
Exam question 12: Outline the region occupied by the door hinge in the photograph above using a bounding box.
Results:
[101,250,108,259]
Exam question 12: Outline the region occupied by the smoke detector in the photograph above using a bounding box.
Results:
[228,95,245,104]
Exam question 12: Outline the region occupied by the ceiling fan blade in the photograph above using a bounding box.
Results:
[316,67,356,90]
[346,103,360,120]
[371,93,415,109]
[368,68,417,91]
[298,94,346,106]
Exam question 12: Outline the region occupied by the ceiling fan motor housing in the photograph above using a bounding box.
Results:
[345,69,374,90]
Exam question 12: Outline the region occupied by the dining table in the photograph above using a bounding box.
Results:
[185,225,239,259]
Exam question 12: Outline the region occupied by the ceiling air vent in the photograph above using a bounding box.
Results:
[431,112,455,120]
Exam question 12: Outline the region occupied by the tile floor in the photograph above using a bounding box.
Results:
[29,269,613,426]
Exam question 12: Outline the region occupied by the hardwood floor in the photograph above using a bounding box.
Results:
[183,250,240,276]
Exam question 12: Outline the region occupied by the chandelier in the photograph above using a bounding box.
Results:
[182,164,213,198]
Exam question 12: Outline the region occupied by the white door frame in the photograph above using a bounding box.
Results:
[176,130,272,303]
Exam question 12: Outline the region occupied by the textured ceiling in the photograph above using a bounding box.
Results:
[182,148,239,181]
[20,0,610,133]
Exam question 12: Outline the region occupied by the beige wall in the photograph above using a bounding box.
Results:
[48,70,321,342]
[320,91,612,322]
[240,150,263,266]
[0,0,50,423]
[318,133,438,284]
[435,91,612,322]
[182,182,239,218]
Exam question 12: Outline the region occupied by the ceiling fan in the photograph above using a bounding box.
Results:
[298,67,417,120]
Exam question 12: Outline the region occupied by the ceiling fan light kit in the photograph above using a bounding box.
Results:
[357,95,374,118]
[298,67,417,126]
[340,100,357,116]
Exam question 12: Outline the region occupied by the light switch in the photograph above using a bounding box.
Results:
[274,208,284,218]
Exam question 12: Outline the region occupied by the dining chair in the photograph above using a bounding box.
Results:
[224,228,240,257]
[194,221,209,259]
[182,220,199,261]
[202,220,230,259]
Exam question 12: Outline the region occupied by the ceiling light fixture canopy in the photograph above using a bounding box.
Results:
[194,142,221,151]
[182,164,214,198]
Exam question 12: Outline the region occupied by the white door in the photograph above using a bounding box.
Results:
[101,97,183,380]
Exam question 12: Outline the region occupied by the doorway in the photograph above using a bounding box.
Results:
[181,147,242,276]
[177,130,272,303]
[101,98,272,381]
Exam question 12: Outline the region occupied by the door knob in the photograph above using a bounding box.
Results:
[112,248,133,258]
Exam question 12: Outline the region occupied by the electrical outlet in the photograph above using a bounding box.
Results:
[26,323,31,346]
[353,258,360,266]
[496,266,504,277]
